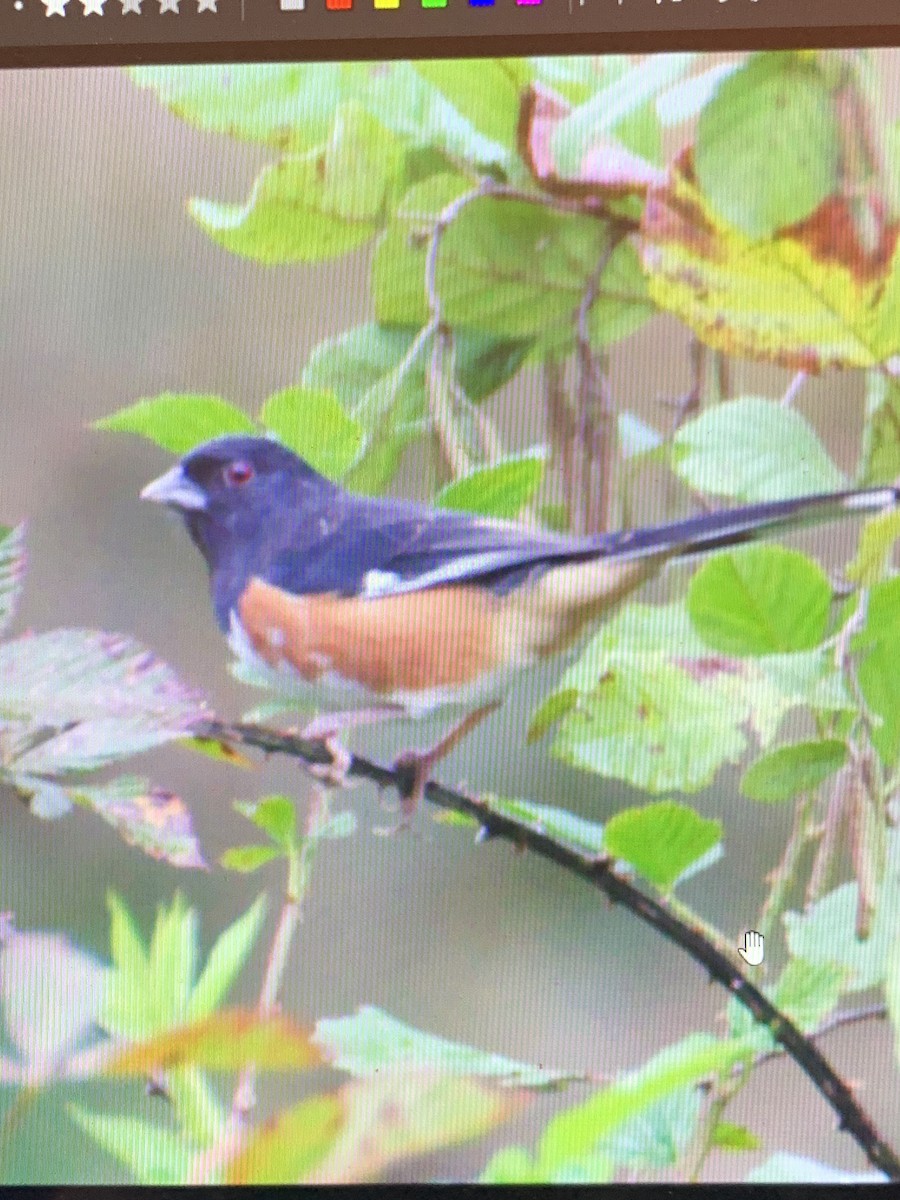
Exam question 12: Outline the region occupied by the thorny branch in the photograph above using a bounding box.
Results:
[197,718,900,1180]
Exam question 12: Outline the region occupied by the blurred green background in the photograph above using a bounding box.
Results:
[1,57,898,1182]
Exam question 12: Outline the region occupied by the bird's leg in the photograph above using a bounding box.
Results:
[301,706,403,788]
[389,700,502,830]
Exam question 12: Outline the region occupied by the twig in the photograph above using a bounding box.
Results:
[195,718,900,1180]
[781,370,809,409]
[574,228,629,534]
[545,358,576,526]
[756,791,816,946]
[187,787,322,1184]
[755,1004,889,1069]
[661,336,706,433]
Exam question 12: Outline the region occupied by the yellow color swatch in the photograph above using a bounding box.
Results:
[374,0,399,8]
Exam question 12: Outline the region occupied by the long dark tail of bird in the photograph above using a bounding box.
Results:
[598,485,900,564]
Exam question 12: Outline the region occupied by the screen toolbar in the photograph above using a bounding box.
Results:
[3,0,900,63]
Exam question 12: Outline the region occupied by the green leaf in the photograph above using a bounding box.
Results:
[303,320,530,493]
[535,1034,750,1176]
[483,795,607,856]
[434,453,546,519]
[852,576,900,762]
[190,102,402,264]
[740,739,847,803]
[67,1107,194,1185]
[618,412,664,460]
[313,1005,585,1090]
[259,387,363,479]
[587,238,655,347]
[94,393,255,454]
[672,397,846,501]
[551,53,695,175]
[712,1121,761,1152]
[131,62,512,168]
[695,53,840,240]
[784,877,900,992]
[746,1153,888,1183]
[655,62,740,126]
[453,332,533,404]
[687,546,832,656]
[128,63,349,152]
[552,601,848,795]
[526,688,580,744]
[552,602,749,792]
[771,958,846,1032]
[859,370,900,485]
[107,890,148,977]
[480,1146,543,1184]
[101,892,197,1039]
[235,795,297,847]
[188,895,268,1021]
[593,1087,703,1169]
[221,844,282,874]
[846,509,900,586]
[603,801,722,892]
[413,59,523,151]
[0,525,25,638]
[433,197,617,351]
[316,810,358,840]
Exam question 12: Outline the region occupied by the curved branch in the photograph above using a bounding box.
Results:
[197,719,900,1181]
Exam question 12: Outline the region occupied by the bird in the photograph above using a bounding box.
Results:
[141,434,899,824]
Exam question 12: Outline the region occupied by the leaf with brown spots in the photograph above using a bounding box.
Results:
[641,150,900,370]
[99,1009,322,1078]
[226,1071,520,1184]
[73,777,207,870]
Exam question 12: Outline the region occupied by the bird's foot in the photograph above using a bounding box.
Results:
[308,734,354,789]
[300,706,402,789]
[377,701,502,834]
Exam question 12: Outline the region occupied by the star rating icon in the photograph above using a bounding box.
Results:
[158,0,179,10]
[121,0,141,11]
[197,0,217,9]
[42,0,69,15]
[81,0,105,12]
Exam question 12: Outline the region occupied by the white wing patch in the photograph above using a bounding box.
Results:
[360,569,403,598]
[360,551,531,598]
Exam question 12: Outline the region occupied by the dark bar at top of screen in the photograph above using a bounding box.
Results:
[2,0,900,63]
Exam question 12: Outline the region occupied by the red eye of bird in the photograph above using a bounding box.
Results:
[224,460,254,488]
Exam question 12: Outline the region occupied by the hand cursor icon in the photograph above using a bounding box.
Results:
[738,929,764,966]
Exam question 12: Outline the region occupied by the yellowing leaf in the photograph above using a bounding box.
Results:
[642,151,900,370]
[226,1071,517,1184]
[310,1072,518,1183]
[190,103,402,264]
[100,1010,322,1077]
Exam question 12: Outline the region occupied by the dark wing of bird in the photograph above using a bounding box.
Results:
[265,493,607,599]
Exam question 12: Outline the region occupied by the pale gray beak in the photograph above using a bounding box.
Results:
[140,465,208,512]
